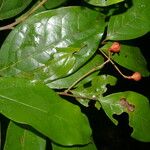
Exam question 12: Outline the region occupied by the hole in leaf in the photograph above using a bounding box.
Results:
[83,81,92,88]
[113,112,133,135]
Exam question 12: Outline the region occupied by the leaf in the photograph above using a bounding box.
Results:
[72,75,117,107]
[107,0,150,40]
[0,0,32,20]
[101,42,150,77]
[84,0,124,7]
[47,55,104,89]
[52,142,97,150]
[100,91,150,142]
[73,75,117,99]
[0,77,92,145]
[0,0,2,5]
[0,6,105,83]
[44,0,68,9]
[4,121,46,150]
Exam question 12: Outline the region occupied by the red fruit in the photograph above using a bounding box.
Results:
[129,72,142,81]
[109,42,121,53]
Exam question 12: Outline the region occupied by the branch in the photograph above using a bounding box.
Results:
[99,49,130,79]
[65,59,110,93]
[58,92,97,101]
[0,0,47,31]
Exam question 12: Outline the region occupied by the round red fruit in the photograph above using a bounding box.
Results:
[130,72,142,81]
[109,42,121,53]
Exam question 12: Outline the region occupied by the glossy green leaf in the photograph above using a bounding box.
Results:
[4,121,46,150]
[73,75,117,99]
[107,0,150,40]
[0,6,105,83]
[0,77,91,145]
[72,75,117,107]
[52,142,97,150]
[101,42,150,77]
[0,0,32,20]
[47,55,104,89]
[100,91,150,142]
[84,0,124,7]
[44,0,67,9]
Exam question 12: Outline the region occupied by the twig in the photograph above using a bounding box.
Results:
[65,59,110,93]
[0,0,47,31]
[58,92,97,101]
[99,49,129,79]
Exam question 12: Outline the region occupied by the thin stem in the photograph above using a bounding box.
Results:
[99,49,130,79]
[0,0,47,31]
[58,92,97,101]
[65,59,110,93]
[110,60,130,79]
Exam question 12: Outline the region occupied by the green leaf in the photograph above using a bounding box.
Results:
[52,142,97,150]
[0,0,2,5]
[0,0,32,20]
[0,77,91,145]
[100,91,150,142]
[0,6,105,83]
[4,121,46,150]
[107,0,150,40]
[101,42,150,77]
[47,55,104,89]
[44,0,67,9]
[84,0,124,7]
[72,75,117,107]
[73,75,117,99]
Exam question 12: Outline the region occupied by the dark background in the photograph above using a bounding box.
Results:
[0,0,150,150]
[85,32,150,150]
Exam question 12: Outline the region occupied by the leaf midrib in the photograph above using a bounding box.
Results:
[0,94,47,113]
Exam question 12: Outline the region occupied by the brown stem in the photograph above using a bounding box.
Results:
[58,92,97,101]
[99,49,130,79]
[65,59,110,93]
[0,0,47,31]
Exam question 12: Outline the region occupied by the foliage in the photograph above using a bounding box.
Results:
[0,0,150,149]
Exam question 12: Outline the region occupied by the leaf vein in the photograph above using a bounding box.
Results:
[0,94,47,113]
